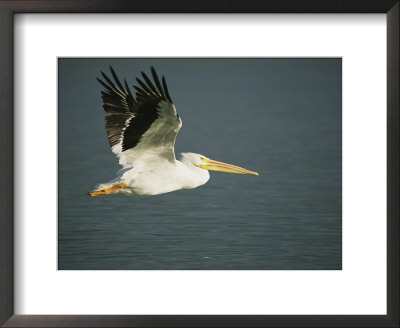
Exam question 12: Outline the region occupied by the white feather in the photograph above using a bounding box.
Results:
[114,101,181,168]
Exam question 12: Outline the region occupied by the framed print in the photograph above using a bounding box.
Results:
[0,1,398,327]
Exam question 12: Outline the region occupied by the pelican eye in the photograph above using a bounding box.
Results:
[200,156,208,162]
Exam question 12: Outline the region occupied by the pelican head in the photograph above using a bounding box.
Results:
[180,153,259,176]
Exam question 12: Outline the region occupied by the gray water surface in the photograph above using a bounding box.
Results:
[58,58,341,270]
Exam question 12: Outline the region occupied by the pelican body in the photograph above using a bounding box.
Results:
[88,67,258,196]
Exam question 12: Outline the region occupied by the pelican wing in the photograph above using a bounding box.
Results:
[97,66,182,168]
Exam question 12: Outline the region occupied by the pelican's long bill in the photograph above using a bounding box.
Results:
[196,157,259,176]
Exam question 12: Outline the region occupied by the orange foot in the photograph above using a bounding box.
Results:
[88,182,127,197]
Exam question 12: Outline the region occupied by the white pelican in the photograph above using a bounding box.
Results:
[88,67,258,196]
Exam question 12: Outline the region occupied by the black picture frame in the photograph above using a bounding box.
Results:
[0,1,398,327]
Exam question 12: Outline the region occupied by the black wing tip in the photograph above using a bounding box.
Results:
[109,65,117,74]
[100,71,108,79]
[135,66,173,103]
[109,66,117,77]
[97,66,117,82]
[150,67,163,89]
[109,66,116,78]
[97,66,135,114]
[109,66,125,89]
[139,71,148,82]
[161,75,172,102]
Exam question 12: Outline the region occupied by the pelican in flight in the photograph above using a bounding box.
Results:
[88,67,258,196]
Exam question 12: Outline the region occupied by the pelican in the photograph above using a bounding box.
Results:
[88,66,258,196]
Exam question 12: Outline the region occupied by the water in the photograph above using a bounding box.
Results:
[58,58,341,270]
